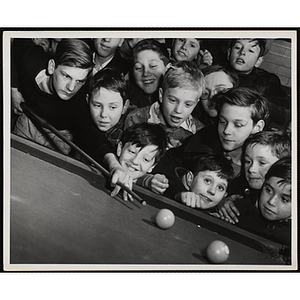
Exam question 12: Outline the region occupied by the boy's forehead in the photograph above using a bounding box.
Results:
[91,87,123,102]
[220,103,253,118]
[124,142,158,154]
[235,39,260,48]
[56,64,90,79]
[195,170,228,185]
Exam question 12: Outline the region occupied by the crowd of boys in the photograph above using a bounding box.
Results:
[11,37,292,263]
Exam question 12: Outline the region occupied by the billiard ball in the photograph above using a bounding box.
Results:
[155,209,175,229]
[206,240,230,264]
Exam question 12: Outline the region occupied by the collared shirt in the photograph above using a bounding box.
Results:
[92,52,114,75]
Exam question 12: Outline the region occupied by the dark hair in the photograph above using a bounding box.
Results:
[54,38,94,69]
[132,38,170,66]
[121,123,167,163]
[192,153,234,185]
[229,38,267,57]
[265,157,291,186]
[243,130,291,159]
[89,68,127,103]
[201,64,239,87]
[214,86,269,124]
[162,60,205,94]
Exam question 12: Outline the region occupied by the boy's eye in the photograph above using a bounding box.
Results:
[264,186,272,194]
[150,64,158,69]
[259,160,267,166]
[234,123,244,128]
[185,102,194,108]
[282,196,291,203]
[204,178,211,184]
[217,185,225,192]
[219,119,226,125]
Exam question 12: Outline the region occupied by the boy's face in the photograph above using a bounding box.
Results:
[89,88,127,132]
[244,144,279,190]
[201,71,234,118]
[259,176,291,221]
[227,39,263,74]
[93,38,124,59]
[48,60,90,101]
[117,142,158,180]
[218,104,262,153]
[172,38,201,62]
[189,170,228,209]
[133,50,167,95]
[159,87,200,128]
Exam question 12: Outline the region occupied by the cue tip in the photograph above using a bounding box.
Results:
[141,200,147,206]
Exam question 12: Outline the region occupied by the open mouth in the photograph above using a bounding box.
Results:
[235,58,245,64]
[199,194,212,203]
[177,50,187,58]
[170,116,182,124]
[142,79,155,85]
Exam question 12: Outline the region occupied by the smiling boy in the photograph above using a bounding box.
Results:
[125,60,205,149]
[116,123,168,194]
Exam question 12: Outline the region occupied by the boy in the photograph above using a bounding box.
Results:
[125,60,205,149]
[128,38,170,108]
[171,38,213,68]
[227,38,290,130]
[192,64,239,126]
[152,86,269,199]
[116,123,169,194]
[93,38,130,76]
[13,38,134,200]
[217,130,291,224]
[229,157,291,249]
[88,68,131,150]
[174,154,234,210]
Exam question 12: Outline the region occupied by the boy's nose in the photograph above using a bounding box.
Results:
[268,195,278,206]
[248,162,257,174]
[67,80,76,92]
[207,185,216,195]
[181,41,187,49]
[102,38,111,43]
[142,66,151,77]
[223,124,232,135]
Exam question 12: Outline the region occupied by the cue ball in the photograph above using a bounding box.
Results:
[155,209,175,229]
[206,240,230,264]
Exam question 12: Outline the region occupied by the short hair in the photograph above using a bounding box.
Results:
[132,38,170,66]
[121,123,167,164]
[264,157,291,186]
[162,60,205,95]
[192,153,234,185]
[229,38,267,57]
[243,130,291,159]
[54,38,94,69]
[201,64,239,87]
[89,68,127,103]
[214,86,270,124]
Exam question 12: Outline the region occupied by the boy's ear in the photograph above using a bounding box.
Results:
[255,56,264,68]
[182,171,194,190]
[252,119,265,134]
[116,142,123,157]
[47,59,56,75]
[158,87,163,104]
[122,99,130,115]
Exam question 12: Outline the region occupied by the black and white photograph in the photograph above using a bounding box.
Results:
[2,29,297,274]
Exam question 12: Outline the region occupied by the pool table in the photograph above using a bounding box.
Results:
[6,134,290,270]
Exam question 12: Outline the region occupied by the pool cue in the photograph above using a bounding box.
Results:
[20,103,146,206]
